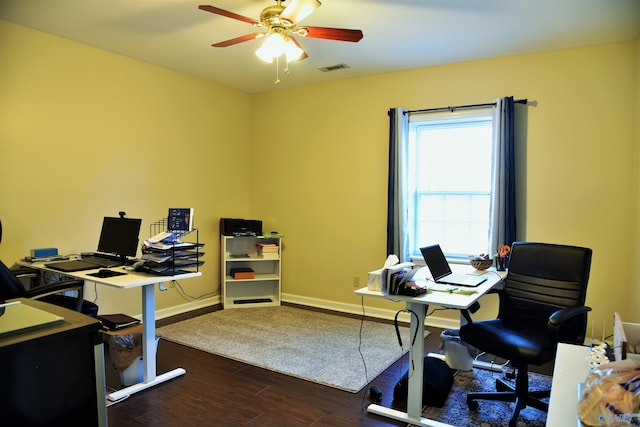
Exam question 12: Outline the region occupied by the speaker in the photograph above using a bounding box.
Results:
[220,218,262,236]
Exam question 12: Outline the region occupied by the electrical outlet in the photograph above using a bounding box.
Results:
[352,276,361,289]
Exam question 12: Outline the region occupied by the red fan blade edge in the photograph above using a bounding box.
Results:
[298,26,363,42]
[212,33,264,47]
[199,5,259,25]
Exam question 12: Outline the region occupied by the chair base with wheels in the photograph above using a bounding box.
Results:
[466,363,549,426]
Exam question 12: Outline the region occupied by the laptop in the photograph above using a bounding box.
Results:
[46,217,142,272]
[420,244,487,287]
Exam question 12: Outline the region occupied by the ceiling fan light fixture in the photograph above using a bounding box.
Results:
[282,37,305,62]
[255,33,304,63]
[200,1,364,84]
[255,33,285,62]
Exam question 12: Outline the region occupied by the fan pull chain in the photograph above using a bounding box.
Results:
[273,57,293,85]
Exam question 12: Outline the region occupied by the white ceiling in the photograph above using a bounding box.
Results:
[2,0,640,94]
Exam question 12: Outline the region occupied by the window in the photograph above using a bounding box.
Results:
[406,109,494,260]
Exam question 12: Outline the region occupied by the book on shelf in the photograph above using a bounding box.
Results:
[230,267,255,279]
[257,243,279,257]
[168,208,194,231]
[257,243,278,249]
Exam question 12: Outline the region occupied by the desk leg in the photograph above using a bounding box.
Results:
[142,283,156,383]
[94,342,108,427]
[366,302,455,427]
[107,283,186,401]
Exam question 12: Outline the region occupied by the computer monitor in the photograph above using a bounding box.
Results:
[97,217,142,261]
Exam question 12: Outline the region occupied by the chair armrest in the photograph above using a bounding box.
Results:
[23,279,85,311]
[547,305,592,343]
[10,266,39,278]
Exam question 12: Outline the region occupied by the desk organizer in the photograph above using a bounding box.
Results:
[140,218,204,276]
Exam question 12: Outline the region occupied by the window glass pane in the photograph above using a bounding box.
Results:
[408,112,493,258]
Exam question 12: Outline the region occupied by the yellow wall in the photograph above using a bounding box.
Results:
[0,20,251,314]
[251,41,640,335]
[2,19,639,338]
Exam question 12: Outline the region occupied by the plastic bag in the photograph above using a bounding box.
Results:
[578,358,640,426]
[108,332,142,372]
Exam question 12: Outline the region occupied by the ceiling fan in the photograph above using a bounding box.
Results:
[199,0,364,67]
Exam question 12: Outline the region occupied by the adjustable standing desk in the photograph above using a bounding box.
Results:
[356,265,505,427]
[18,261,201,401]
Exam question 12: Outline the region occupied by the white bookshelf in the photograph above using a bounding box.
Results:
[220,235,281,308]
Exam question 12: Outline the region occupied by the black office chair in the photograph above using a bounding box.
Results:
[0,220,98,317]
[459,242,592,427]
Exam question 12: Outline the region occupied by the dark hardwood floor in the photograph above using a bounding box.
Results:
[106,305,553,427]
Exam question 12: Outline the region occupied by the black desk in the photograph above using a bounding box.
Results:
[0,298,107,427]
[19,260,201,401]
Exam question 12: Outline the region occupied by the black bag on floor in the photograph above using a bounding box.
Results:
[393,356,454,407]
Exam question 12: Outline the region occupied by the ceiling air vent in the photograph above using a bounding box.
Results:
[318,63,351,72]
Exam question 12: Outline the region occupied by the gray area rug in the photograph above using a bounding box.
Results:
[422,367,551,426]
[158,306,425,393]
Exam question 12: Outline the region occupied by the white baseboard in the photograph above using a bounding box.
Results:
[147,295,221,321]
[282,293,460,330]
[148,293,460,331]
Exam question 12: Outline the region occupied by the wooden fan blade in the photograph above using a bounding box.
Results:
[199,5,259,25]
[281,0,321,25]
[297,26,363,42]
[212,33,264,47]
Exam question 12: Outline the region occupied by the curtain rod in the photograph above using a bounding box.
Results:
[405,98,527,115]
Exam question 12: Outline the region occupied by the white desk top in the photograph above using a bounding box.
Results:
[18,261,201,289]
[356,265,505,310]
[547,343,590,427]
